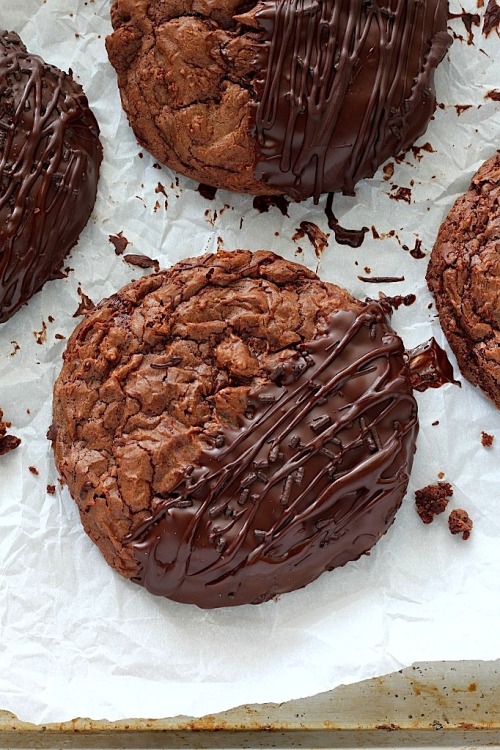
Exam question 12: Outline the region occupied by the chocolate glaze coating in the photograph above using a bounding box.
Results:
[52,251,418,608]
[426,153,500,408]
[106,0,450,200]
[0,31,102,323]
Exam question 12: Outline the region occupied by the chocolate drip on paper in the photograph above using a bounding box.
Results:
[128,303,418,608]
[252,0,451,201]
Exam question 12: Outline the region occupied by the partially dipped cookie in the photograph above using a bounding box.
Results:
[427,153,500,408]
[52,250,418,608]
[0,31,102,323]
[106,0,451,201]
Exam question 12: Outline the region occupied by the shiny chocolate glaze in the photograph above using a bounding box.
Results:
[253,0,452,201]
[0,31,102,323]
[129,302,418,608]
[407,337,460,392]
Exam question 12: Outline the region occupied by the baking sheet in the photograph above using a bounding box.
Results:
[0,0,499,725]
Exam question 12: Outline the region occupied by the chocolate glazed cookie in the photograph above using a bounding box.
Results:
[52,251,418,608]
[427,153,500,409]
[106,0,451,201]
[0,31,102,323]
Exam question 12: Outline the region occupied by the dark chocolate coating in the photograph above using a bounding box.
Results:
[253,0,452,200]
[0,31,102,323]
[130,302,418,607]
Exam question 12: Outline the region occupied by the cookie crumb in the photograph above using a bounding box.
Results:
[481,431,494,447]
[448,509,473,540]
[47,485,56,495]
[0,409,21,456]
[29,465,39,475]
[415,482,453,524]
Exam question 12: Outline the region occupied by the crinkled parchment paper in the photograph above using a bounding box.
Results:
[0,0,499,724]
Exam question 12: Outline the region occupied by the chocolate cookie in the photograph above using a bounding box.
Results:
[52,250,418,608]
[0,31,102,323]
[427,153,500,409]
[106,0,451,201]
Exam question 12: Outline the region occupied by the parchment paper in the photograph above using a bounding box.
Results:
[0,0,499,724]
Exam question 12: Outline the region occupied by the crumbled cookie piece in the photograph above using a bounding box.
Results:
[448,509,473,540]
[0,409,21,456]
[481,431,494,447]
[415,482,453,524]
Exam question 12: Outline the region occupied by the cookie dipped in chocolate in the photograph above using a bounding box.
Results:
[0,31,102,323]
[129,302,418,608]
[252,0,452,201]
[52,251,418,609]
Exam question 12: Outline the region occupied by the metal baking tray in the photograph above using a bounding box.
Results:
[1,660,499,748]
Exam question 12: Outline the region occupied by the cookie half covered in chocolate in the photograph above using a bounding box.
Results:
[52,250,418,607]
[0,31,102,323]
[426,153,500,409]
[106,0,451,200]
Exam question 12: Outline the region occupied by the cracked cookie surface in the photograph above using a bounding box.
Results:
[427,153,500,409]
[52,250,418,607]
[105,0,451,200]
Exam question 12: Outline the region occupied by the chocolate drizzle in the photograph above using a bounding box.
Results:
[0,31,102,322]
[128,303,418,608]
[252,0,451,201]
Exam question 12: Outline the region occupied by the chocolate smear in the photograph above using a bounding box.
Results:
[325,194,368,248]
[253,195,290,216]
[483,0,500,36]
[449,11,481,44]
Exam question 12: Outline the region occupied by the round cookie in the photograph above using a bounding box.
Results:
[426,153,500,409]
[106,0,451,201]
[52,250,418,608]
[0,31,102,323]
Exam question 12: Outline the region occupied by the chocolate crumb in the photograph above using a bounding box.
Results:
[455,104,473,116]
[73,287,96,317]
[432,420,439,426]
[448,509,473,540]
[358,275,405,284]
[0,409,21,456]
[389,186,412,204]
[47,484,56,495]
[415,482,453,524]
[109,231,129,256]
[481,431,494,447]
[486,89,500,101]
[123,254,160,272]
[197,184,218,200]
[293,222,329,257]
[29,465,39,476]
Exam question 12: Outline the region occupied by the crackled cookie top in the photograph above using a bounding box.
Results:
[52,250,418,608]
[106,0,451,200]
[427,153,500,408]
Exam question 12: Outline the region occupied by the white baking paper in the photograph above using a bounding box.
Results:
[0,0,499,724]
